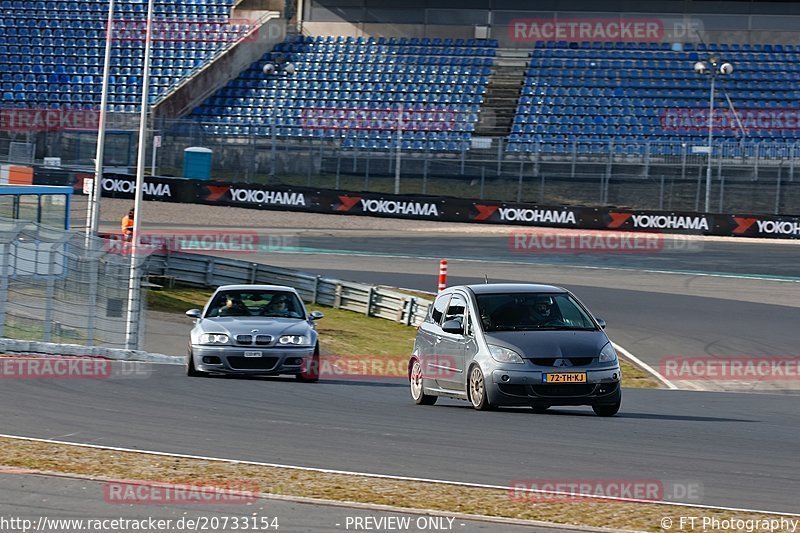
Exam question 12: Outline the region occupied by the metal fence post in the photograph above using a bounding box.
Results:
[335,151,341,189]
[406,297,416,326]
[480,166,485,199]
[754,143,761,181]
[85,247,99,347]
[775,162,783,215]
[366,286,374,317]
[205,258,215,287]
[496,138,502,176]
[364,151,370,190]
[718,154,724,212]
[334,283,342,309]
[790,144,796,182]
[0,243,8,338]
[306,139,313,186]
[423,157,429,195]
[681,143,687,181]
[43,248,56,342]
[270,123,277,177]
[517,161,523,203]
[570,139,577,178]
[312,275,319,305]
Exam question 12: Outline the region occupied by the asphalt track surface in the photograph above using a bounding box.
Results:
[7,200,795,524]
[1,364,799,515]
[0,472,557,533]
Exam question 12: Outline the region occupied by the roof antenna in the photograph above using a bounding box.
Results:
[484,274,489,284]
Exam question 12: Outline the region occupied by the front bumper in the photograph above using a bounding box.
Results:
[191,345,315,375]
[489,366,621,406]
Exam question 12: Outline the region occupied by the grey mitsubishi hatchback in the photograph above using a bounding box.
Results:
[409,283,622,416]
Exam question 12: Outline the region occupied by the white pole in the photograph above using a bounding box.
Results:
[394,104,403,194]
[151,134,159,176]
[85,0,116,245]
[125,0,155,350]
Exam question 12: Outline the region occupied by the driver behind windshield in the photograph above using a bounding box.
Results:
[529,295,557,322]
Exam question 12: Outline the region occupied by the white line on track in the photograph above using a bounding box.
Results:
[612,342,680,390]
[0,433,796,518]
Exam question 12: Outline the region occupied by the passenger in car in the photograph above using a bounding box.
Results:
[217,294,250,316]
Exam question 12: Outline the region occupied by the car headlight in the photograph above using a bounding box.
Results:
[199,333,229,345]
[599,343,618,363]
[279,335,310,346]
[488,344,524,364]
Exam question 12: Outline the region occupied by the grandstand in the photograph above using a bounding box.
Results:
[0,0,246,110]
[3,1,800,151]
[2,0,800,213]
[508,41,800,156]
[189,35,497,152]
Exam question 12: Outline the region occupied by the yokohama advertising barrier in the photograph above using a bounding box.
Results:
[34,169,800,239]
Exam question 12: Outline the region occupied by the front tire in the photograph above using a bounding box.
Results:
[592,402,621,417]
[410,359,437,405]
[296,346,320,382]
[468,365,492,410]
[187,352,206,377]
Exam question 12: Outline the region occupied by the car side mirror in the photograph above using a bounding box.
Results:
[309,311,324,320]
[186,309,202,319]
[441,319,464,335]
[596,318,606,329]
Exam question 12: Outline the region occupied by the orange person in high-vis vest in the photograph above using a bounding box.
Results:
[121,207,135,242]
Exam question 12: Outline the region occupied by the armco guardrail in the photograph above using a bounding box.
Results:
[144,249,432,327]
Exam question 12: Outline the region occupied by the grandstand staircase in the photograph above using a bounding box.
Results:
[153,10,285,119]
[475,49,529,137]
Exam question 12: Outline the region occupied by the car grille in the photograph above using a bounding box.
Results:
[227,356,279,370]
[530,384,597,397]
[235,335,273,345]
[531,357,594,367]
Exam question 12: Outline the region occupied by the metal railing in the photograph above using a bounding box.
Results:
[144,250,433,327]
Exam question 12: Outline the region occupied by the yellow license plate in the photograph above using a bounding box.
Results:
[544,373,587,383]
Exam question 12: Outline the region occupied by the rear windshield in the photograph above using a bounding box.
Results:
[475,292,596,332]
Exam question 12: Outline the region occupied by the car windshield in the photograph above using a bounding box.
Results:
[475,292,597,332]
[205,290,304,319]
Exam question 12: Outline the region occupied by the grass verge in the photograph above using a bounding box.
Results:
[0,437,795,533]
